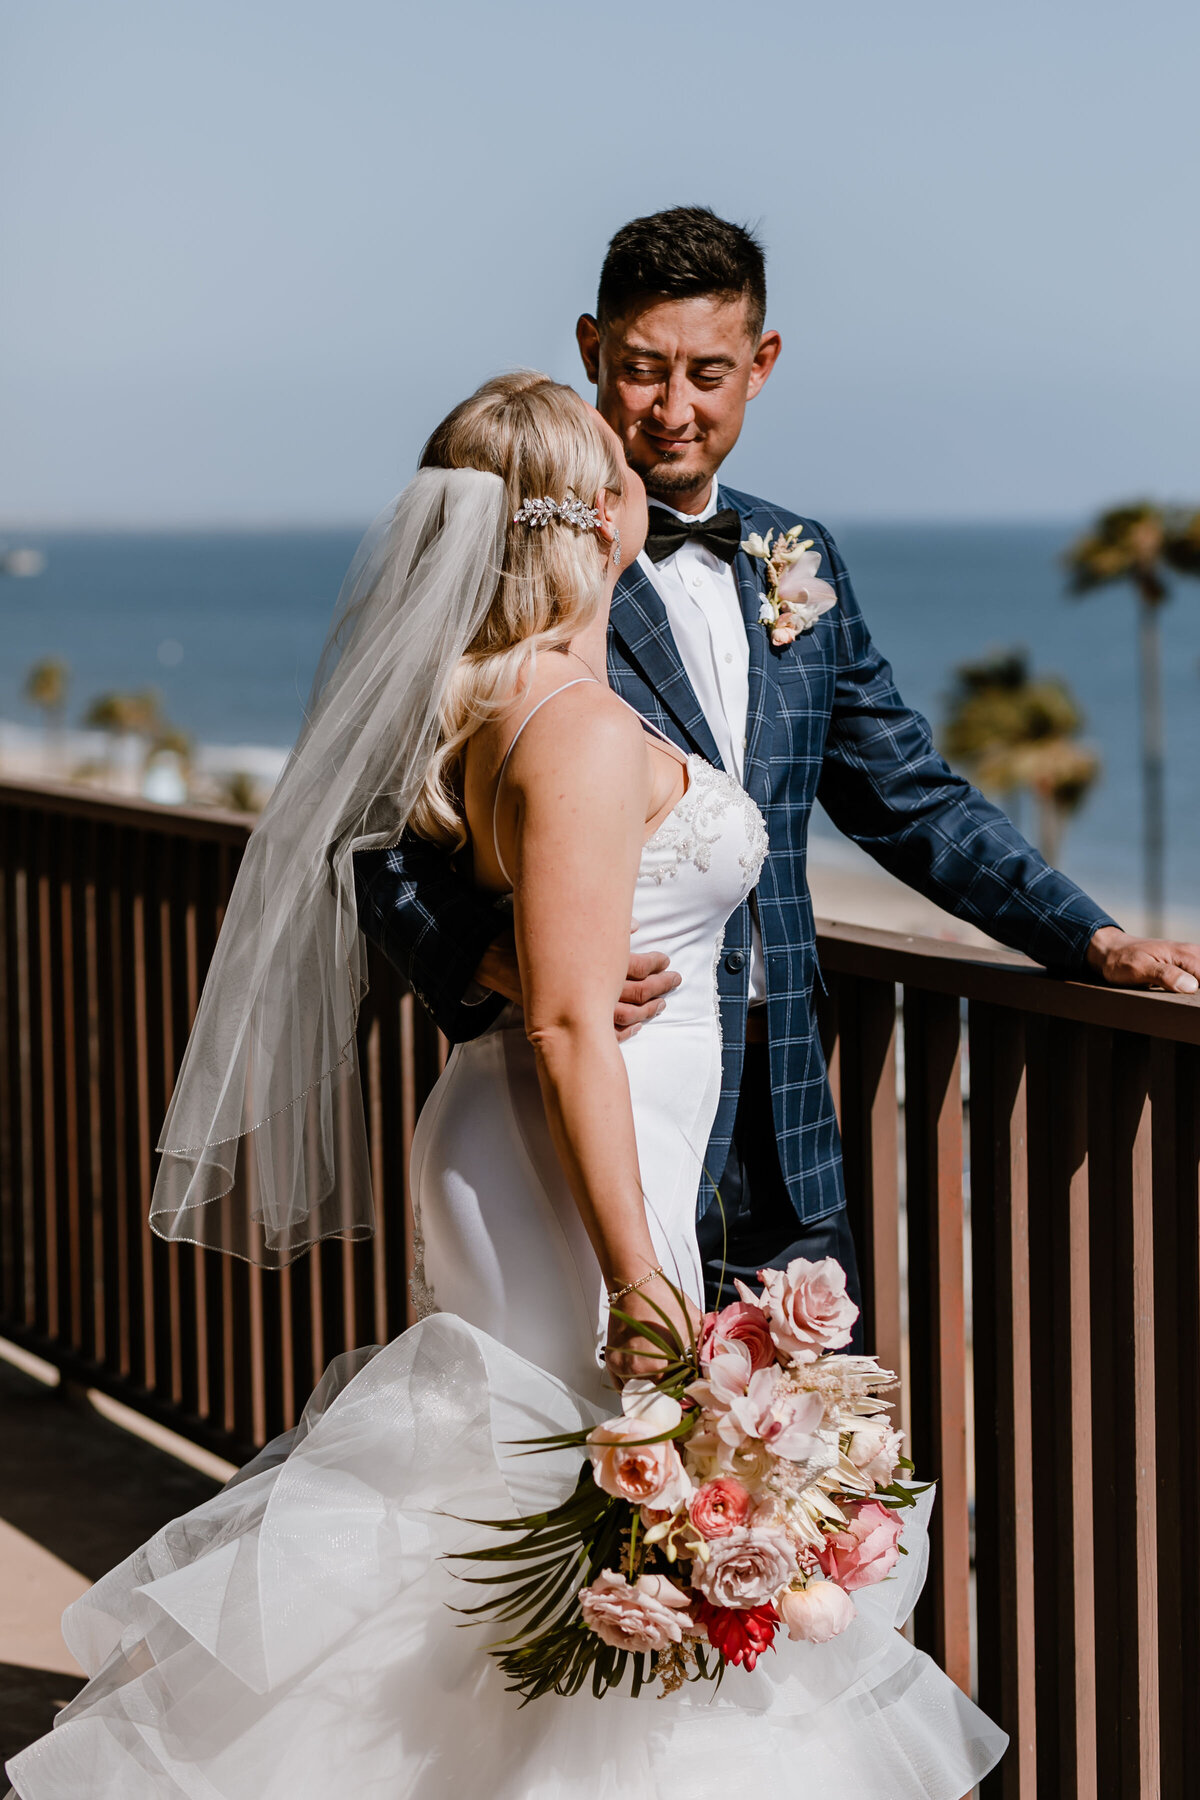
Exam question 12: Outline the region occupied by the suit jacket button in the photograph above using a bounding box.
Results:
[725,950,746,973]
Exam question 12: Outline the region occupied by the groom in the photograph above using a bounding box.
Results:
[356,206,1200,1325]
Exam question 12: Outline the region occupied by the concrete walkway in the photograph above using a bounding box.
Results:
[0,1351,221,1771]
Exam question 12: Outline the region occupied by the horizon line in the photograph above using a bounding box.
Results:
[1,510,1095,536]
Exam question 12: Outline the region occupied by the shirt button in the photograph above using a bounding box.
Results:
[724,652,733,663]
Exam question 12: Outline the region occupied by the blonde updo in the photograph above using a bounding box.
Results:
[408,371,625,849]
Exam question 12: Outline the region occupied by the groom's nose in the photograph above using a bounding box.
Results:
[652,373,695,432]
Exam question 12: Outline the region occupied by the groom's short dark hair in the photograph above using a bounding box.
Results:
[596,207,767,337]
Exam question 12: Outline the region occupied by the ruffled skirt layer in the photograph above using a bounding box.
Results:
[6,1315,1006,1799]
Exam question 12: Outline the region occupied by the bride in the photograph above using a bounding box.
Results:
[6,372,1005,1799]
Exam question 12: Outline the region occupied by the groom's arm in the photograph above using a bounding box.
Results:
[812,528,1118,971]
[354,834,509,1043]
[355,835,683,1043]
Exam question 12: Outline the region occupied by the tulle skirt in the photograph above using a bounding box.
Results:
[5,1315,1006,1799]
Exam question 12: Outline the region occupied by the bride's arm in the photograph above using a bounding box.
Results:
[501,690,696,1378]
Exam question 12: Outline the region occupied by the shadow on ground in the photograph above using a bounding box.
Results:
[0,1356,221,1769]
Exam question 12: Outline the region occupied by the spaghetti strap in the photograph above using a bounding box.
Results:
[491,677,599,885]
[612,693,686,757]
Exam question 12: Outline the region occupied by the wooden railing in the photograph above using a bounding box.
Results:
[2,775,1198,1797]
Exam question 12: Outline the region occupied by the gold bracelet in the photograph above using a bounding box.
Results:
[606,1265,663,1308]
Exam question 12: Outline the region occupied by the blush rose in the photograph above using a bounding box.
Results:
[752,1257,859,1363]
[777,1579,857,1643]
[699,1301,777,1374]
[587,1384,692,1511]
[691,1525,797,1609]
[579,1571,694,1653]
[818,1500,904,1591]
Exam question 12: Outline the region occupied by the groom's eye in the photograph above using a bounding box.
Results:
[624,364,663,383]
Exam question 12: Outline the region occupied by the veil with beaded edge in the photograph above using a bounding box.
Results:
[149,467,508,1267]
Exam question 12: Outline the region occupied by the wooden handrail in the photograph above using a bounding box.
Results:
[817,916,1200,1042]
[2,777,1196,1795]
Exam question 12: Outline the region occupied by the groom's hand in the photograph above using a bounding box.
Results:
[1086,925,1200,995]
[474,925,680,1036]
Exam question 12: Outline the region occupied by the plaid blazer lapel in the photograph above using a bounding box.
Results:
[609,562,725,769]
[724,490,779,803]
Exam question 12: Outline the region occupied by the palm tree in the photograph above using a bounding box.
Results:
[1064,503,1200,934]
[942,649,1100,866]
[23,658,71,767]
[82,689,165,778]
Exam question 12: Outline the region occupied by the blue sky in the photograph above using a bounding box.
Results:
[2,0,1197,525]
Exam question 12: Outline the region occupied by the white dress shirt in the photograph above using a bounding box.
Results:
[637,485,768,1004]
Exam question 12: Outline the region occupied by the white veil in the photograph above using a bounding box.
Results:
[150,466,508,1265]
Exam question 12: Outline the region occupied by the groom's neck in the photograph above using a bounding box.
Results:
[645,478,714,518]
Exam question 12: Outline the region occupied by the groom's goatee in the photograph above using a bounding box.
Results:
[644,467,712,501]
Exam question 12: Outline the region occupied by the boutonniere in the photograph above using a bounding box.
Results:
[741,526,838,647]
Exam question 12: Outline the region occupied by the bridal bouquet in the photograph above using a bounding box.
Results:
[457,1257,925,1701]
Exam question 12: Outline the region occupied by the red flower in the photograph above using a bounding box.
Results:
[691,1595,780,1671]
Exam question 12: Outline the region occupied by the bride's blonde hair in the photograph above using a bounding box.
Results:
[409,370,624,849]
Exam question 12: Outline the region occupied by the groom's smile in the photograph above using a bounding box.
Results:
[577,295,782,516]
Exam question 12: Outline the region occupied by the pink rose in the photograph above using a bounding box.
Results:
[777,1579,857,1643]
[587,1418,691,1510]
[756,1258,859,1363]
[699,1301,777,1375]
[689,1477,752,1540]
[846,1416,904,1487]
[587,1384,692,1511]
[579,1570,694,1653]
[818,1500,904,1592]
[692,1524,797,1609]
[770,623,798,647]
[718,1366,826,1463]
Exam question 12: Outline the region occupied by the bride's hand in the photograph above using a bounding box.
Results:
[604,1275,704,1386]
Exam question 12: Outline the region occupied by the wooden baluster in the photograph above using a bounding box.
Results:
[1168,1042,1200,1790]
[905,985,972,1694]
[1028,1017,1096,1800]
[971,1001,1036,1798]
[1085,1031,1161,1798]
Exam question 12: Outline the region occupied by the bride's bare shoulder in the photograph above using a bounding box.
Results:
[492,671,642,779]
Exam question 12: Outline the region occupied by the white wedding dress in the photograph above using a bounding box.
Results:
[6,709,1006,1800]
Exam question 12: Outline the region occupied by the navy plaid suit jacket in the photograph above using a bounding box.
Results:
[355,483,1116,1227]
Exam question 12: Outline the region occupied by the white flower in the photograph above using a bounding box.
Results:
[741,531,772,559]
[758,596,778,625]
[846,1416,905,1486]
[619,1378,683,1436]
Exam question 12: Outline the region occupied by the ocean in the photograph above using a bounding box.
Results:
[2,522,1198,921]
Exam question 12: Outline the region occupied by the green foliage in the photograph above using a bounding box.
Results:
[220,770,260,814]
[450,1463,718,1704]
[83,689,164,737]
[941,648,1099,863]
[24,657,70,717]
[1064,501,1200,603]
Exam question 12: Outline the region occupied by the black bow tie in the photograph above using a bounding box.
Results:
[644,506,743,567]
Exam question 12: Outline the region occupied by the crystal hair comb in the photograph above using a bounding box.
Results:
[512,496,601,532]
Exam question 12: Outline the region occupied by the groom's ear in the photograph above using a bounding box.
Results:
[746,329,783,401]
[576,315,602,385]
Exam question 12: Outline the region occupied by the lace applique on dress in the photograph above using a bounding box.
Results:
[642,758,769,890]
[735,784,770,883]
[644,761,734,885]
[408,1209,439,1322]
